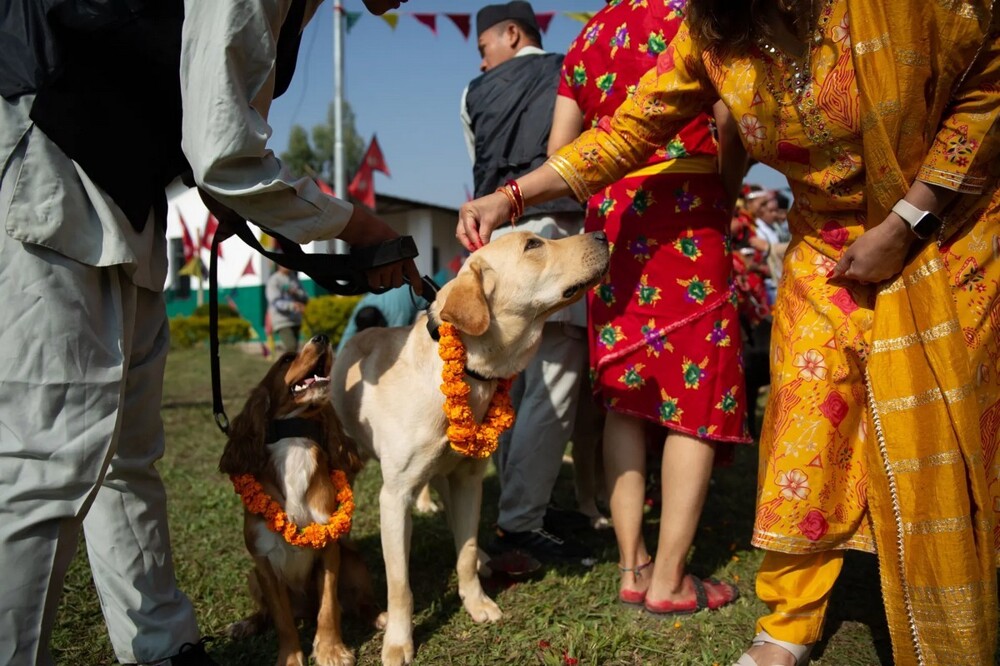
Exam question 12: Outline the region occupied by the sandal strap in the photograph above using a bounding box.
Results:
[689,575,709,611]
[750,630,813,663]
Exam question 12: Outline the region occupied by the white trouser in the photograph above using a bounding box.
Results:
[0,230,199,665]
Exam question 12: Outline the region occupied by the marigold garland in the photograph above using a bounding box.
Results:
[230,469,354,549]
[438,322,515,459]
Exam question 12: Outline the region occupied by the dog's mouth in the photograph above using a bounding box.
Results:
[288,347,332,396]
[562,282,585,300]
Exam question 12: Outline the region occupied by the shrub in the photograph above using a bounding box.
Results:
[302,295,362,348]
[192,303,240,318]
[170,314,252,349]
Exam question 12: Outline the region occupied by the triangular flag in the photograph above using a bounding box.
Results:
[361,135,391,176]
[315,177,336,197]
[178,209,197,263]
[178,256,206,278]
[240,257,256,277]
[379,12,400,29]
[413,13,437,35]
[445,13,471,40]
[344,10,363,33]
[535,12,555,34]
[201,213,224,258]
[564,11,596,24]
[348,164,376,210]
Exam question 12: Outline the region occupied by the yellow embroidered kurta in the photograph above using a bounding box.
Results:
[549,1,1000,663]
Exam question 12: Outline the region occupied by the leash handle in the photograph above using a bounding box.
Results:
[209,232,230,434]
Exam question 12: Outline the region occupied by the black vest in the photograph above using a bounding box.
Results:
[466,52,582,218]
[0,0,306,231]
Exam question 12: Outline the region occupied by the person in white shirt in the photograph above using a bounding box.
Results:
[0,2,418,664]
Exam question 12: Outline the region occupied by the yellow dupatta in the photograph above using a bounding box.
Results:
[847,1,999,663]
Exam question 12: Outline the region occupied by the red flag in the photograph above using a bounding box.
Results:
[201,213,224,258]
[536,12,555,34]
[412,13,437,35]
[178,210,196,263]
[240,257,256,277]
[348,164,376,210]
[362,136,391,176]
[447,253,465,277]
[315,178,336,197]
[445,13,471,40]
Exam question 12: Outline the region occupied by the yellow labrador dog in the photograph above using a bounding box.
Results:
[331,230,609,666]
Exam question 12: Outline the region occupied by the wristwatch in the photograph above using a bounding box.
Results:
[891,199,942,240]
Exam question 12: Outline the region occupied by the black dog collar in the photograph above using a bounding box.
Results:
[266,418,324,445]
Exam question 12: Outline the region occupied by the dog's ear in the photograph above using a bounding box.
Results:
[439,261,490,336]
[219,384,271,477]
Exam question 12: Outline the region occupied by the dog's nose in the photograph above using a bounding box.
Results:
[312,334,329,346]
[591,231,608,244]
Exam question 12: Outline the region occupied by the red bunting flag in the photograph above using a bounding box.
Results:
[348,165,376,210]
[535,12,555,34]
[178,209,197,263]
[412,13,437,35]
[201,213,224,258]
[240,257,256,277]
[445,13,471,40]
[315,177,336,197]
[362,135,391,176]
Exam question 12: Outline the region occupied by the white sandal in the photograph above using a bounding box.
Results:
[731,630,813,666]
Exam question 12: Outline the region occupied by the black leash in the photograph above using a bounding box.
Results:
[209,221,434,434]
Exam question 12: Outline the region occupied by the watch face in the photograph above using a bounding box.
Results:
[913,212,942,239]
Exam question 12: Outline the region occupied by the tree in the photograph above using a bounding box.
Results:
[281,102,365,187]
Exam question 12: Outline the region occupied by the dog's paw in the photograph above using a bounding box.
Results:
[462,594,502,623]
[275,650,307,666]
[313,640,355,666]
[413,486,441,515]
[227,614,266,640]
[381,640,414,666]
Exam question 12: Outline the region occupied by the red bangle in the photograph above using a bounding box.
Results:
[504,179,524,219]
[495,185,520,227]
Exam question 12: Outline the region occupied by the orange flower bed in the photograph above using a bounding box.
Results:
[437,322,515,459]
[230,469,354,549]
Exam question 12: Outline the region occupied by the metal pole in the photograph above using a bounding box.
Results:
[332,1,348,254]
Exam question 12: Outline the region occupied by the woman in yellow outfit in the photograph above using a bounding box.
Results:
[457,1,1000,664]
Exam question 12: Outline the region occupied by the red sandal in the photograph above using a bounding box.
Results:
[617,558,653,606]
[643,574,739,615]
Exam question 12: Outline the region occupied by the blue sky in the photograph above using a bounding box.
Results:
[267,1,789,210]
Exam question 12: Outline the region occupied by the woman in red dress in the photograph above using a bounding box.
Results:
[548,0,750,613]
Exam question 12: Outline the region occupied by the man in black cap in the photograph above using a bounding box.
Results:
[460,1,593,568]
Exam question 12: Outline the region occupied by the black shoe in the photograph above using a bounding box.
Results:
[543,503,593,533]
[490,525,596,566]
[169,638,218,666]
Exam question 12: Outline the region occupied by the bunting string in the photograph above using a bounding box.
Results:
[336,9,598,37]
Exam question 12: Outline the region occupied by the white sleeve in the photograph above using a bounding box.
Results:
[180,0,353,244]
[460,85,476,166]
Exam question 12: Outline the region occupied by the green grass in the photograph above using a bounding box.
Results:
[52,346,892,665]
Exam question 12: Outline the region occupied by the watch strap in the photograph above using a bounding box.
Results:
[891,199,925,226]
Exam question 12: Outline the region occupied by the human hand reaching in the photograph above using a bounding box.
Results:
[456,191,513,251]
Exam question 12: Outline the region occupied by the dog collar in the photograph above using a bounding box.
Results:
[426,314,495,382]
[266,418,324,444]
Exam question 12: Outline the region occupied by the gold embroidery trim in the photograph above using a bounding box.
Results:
[904,515,969,536]
[874,383,975,415]
[546,155,592,202]
[854,32,890,55]
[880,258,944,294]
[917,165,986,194]
[935,0,985,20]
[890,449,963,474]
[871,320,960,353]
[896,49,930,67]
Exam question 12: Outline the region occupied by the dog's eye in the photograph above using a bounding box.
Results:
[524,238,543,251]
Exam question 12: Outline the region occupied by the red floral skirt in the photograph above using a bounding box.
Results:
[584,170,751,444]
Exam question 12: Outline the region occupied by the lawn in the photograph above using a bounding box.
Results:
[52,346,893,665]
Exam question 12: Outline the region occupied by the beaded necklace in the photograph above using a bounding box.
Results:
[756,0,829,109]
